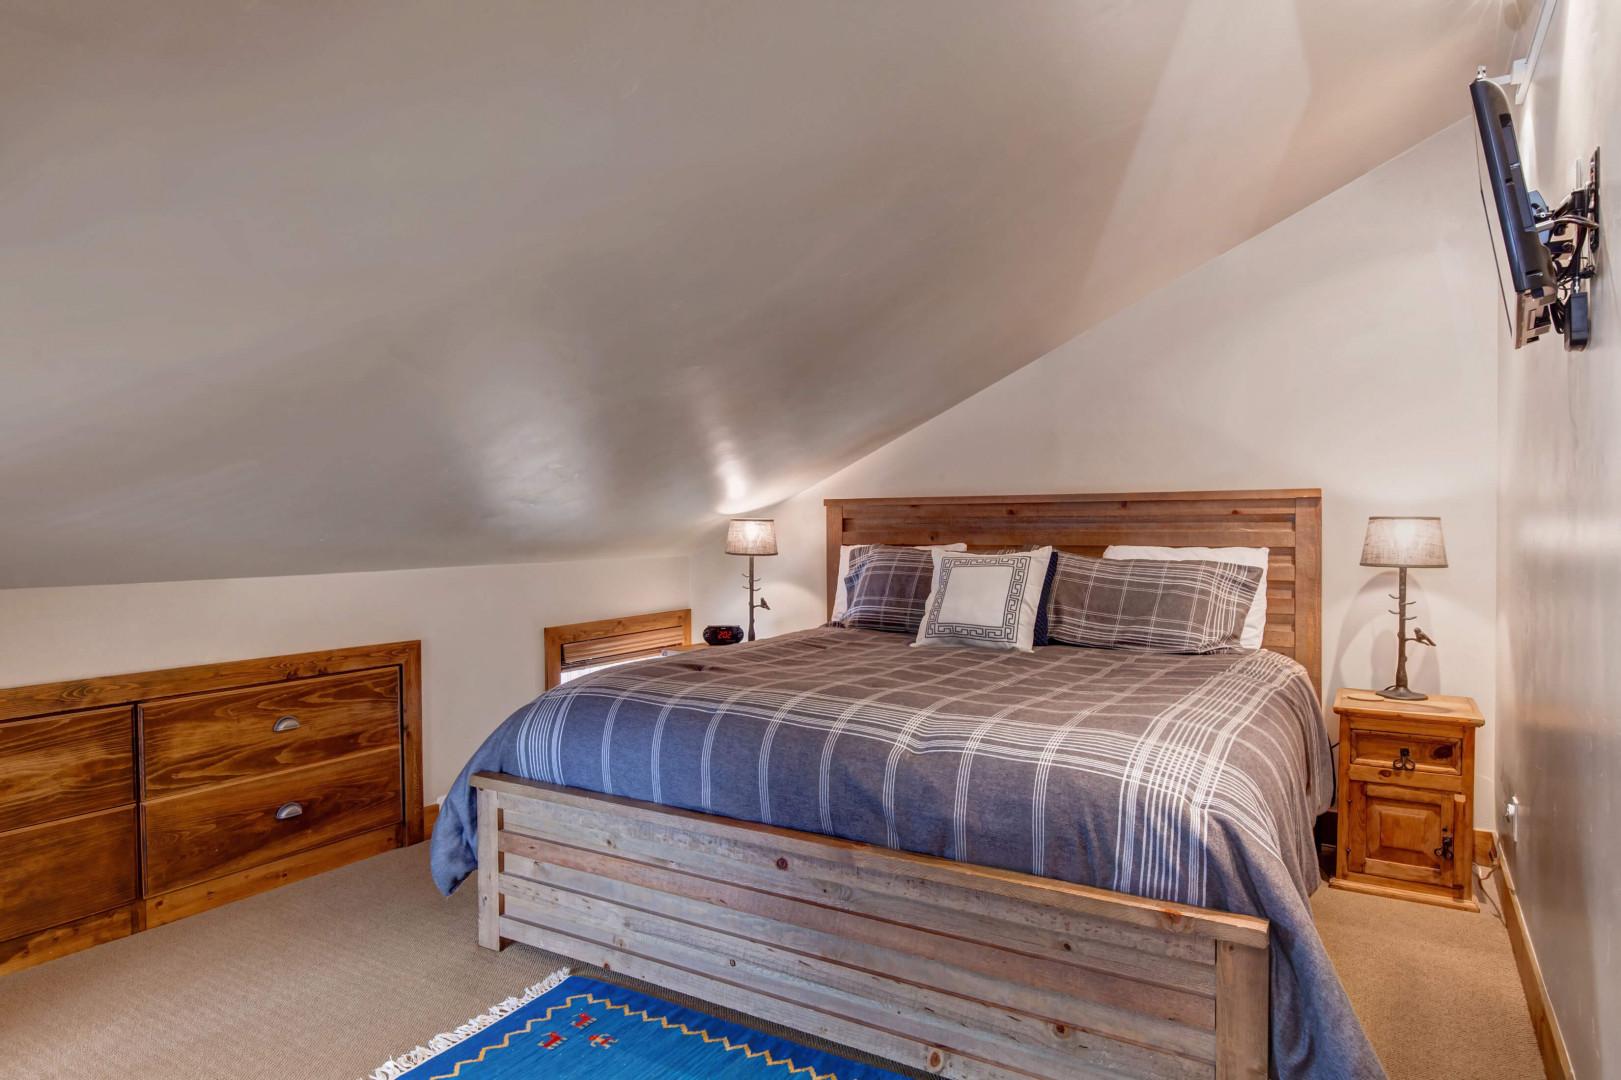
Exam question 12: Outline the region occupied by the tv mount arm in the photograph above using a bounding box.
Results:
[1536,148,1602,349]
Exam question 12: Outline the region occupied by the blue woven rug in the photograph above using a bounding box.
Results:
[369,971,909,1080]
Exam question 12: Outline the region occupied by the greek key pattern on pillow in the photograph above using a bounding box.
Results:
[919,553,1032,644]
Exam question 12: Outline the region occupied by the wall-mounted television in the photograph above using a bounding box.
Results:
[1470,72,1600,350]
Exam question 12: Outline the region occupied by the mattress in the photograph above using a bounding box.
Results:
[432,626,1382,1079]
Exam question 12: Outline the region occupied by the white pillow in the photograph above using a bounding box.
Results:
[831,542,966,620]
[1103,545,1269,651]
[914,547,1054,653]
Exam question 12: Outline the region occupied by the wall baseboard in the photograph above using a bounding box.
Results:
[1489,835,1575,1080]
[423,802,440,834]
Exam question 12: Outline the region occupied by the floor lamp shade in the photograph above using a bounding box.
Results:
[726,519,776,642]
[1360,517,1447,568]
[725,519,778,557]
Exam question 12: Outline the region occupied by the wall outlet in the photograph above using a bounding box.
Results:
[1503,794,1522,843]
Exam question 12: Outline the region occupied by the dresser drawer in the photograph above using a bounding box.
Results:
[142,668,400,797]
[143,746,403,894]
[0,707,135,833]
[1348,726,1461,777]
[0,806,139,941]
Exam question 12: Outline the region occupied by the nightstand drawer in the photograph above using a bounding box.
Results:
[1348,727,1462,776]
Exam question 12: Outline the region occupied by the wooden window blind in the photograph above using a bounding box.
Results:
[543,609,692,690]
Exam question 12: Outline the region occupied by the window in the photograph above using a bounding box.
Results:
[543,609,692,690]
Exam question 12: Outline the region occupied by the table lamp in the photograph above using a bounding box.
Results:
[725,518,777,641]
[1360,516,1447,700]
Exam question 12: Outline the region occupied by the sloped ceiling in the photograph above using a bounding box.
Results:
[1,1,1518,588]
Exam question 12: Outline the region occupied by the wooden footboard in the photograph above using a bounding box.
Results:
[472,773,1270,1080]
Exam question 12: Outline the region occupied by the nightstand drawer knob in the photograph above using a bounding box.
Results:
[1434,834,1454,862]
[1391,747,1416,771]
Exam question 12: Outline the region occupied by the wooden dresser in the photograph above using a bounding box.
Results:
[0,642,422,974]
[1330,688,1482,911]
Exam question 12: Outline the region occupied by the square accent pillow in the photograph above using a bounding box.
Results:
[965,546,1060,645]
[1104,544,1269,650]
[1045,553,1262,654]
[914,547,1054,652]
[839,545,942,634]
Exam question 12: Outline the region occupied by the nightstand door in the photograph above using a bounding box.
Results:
[1347,782,1465,888]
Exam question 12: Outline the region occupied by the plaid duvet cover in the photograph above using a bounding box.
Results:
[432,627,1382,1079]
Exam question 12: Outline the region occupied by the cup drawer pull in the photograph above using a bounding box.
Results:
[274,802,305,821]
[272,715,301,733]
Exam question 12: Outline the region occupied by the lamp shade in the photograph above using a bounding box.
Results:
[1360,516,1447,568]
[725,518,777,556]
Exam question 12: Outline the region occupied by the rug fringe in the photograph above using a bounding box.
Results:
[363,967,573,1080]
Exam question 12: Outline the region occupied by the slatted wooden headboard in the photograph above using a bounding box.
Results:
[824,488,1323,694]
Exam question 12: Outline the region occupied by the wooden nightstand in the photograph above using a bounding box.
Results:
[1330,689,1483,911]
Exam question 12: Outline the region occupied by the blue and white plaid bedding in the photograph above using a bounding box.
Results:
[432,626,1381,1079]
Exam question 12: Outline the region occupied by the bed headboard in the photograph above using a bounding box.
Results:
[824,488,1322,694]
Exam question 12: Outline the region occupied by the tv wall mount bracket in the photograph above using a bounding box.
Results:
[1536,147,1601,350]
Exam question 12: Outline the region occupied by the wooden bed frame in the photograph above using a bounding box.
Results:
[474,489,1322,1080]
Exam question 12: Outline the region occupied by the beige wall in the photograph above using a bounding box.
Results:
[1495,0,1621,1073]
[0,556,689,800]
[695,121,1500,820]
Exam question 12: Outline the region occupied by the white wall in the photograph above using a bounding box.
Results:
[695,121,1500,819]
[1494,0,1621,1073]
[0,556,689,800]
[0,3,1511,594]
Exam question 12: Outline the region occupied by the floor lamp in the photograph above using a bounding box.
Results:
[726,518,777,641]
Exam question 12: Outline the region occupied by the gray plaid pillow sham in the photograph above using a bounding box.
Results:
[1045,553,1262,653]
[839,545,936,634]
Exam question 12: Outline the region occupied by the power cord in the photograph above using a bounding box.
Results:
[1475,863,1504,924]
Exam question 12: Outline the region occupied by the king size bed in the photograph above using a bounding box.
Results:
[430,490,1383,1080]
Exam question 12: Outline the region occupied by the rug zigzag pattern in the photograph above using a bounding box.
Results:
[423,988,842,1080]
[426,994,590,1079]
[601,997,839,1080]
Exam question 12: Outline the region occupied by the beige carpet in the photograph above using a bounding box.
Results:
[0,844,1542,1079]
[1309,875,1542,1079]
